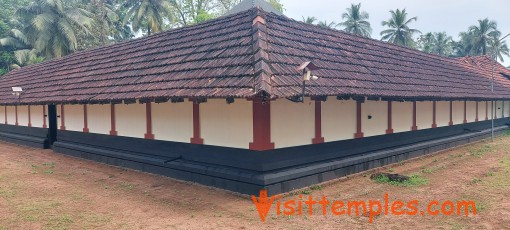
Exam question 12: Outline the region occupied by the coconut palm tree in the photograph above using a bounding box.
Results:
[16,0,93,58]
[489,35,509,62]
[432,32,453,56]
[469,18,500,55]
[318,20,337,29]
[0,29,43,67]
[0,29,30,50]
[338,3,371,37]
[418,32,453,56]
[122,0,173,36]
[302,16,317,24]
[380,9,421,47]
[417,32,434,53]
[90,0,120,45]
[452,32,475,57]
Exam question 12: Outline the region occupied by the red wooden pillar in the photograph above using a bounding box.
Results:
[386,101,394,134]
[475,101,479,122]
[354,100,364,138]
[190,99,204,145]
[411,101,418,131]
[449,101,453,126]
[109,104,117,136]
[312,100,324,144]
[43,106,47,128]
[15,105,18,126]
[28,105,32,127]
[83,105,89,133]
[463,101,467,124]
[432,101,437,128]
[249,98,274,150]
[144,102,155,140]
[59,105,66,130]
[4,106,6,124]
[485,101,489,120]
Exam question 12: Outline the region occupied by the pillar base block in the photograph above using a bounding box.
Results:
[191,137,204,145]
[354,132,364,139]
[312,137,324,144]
[432,124,437,128]
[385,129,394,134]
[145,133,155,140]
[109,131,117,136]
[449,122,453,126]
[83,128,89,133]
[249,142,275,151]
[411,126,418,131]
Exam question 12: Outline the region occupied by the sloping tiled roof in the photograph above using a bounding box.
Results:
[264,13,510,100]
[0,8,510,105]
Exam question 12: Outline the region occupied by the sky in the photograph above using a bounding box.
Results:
[279,0,510,67]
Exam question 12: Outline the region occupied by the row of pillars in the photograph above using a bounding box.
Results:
[3,105,43,127]
[249,100,502,151]
[57,101,203,143]
[4,99,504,152]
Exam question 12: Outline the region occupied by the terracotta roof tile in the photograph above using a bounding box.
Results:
[0,8,509,105]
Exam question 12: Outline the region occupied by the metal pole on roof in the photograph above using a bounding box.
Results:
[490,33,510,142]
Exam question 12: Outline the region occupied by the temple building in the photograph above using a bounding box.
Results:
[0,1,509,195]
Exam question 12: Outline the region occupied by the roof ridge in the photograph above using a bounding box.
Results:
[250,9,274,98]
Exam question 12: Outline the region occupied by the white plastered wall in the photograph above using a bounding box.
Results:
[478,101,488,121]
[153,101,193,143]
[416,101,433,130]
[65,105,84,132]
[361,100,387,137]
[452,101,464,125]
[116,103,146,139]
[504,101,510,118]
[436,101,450,127]
[466,101,477,123]
[201,99,253,149]
[88,104,111,135]
[322,98,356,142]
[6,106,16,125]
[17,106,29,127]
[272,98,315,148]
[0,106,4,124]
[496,101,504,118]
[392,101,413,133]
[30,105,46,128]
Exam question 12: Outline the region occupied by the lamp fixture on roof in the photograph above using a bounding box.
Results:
[289,62,320,103]
[11,87,22,103]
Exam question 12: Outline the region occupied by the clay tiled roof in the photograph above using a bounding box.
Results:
[1,8,510,105]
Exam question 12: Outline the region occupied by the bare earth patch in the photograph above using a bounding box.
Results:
[1,133,510,229]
